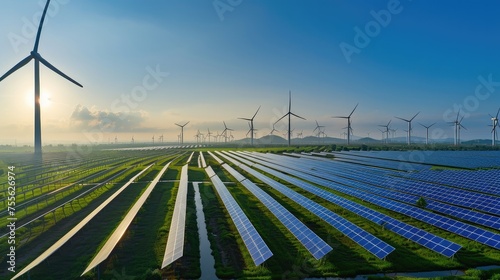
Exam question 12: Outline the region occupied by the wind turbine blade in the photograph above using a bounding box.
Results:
[288,90,292,112]
[348,103,359,117]
[395,116,409,122]
[274,113,288,124]
[496,107,500,119]
[387,120,392,126]
[238,117,252,121]
[429,122,436,128]
[332,116,348,119]
[183,121,190,127]
[290,112,306,120]
[33,0,51,52]
[252,105,261,120]
[38,55,83,87]
[0,55,33,82]
[410,112,420,121]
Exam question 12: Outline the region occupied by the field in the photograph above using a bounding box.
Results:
[0,144,499,280]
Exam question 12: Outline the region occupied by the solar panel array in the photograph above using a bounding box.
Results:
[268,153,500,230]
[401,169,500,196]
[329,151,500,169]
[162,164,189,268]
[11,164,155,280]
[84,162,171,275]
[241,152,500,250]
[215,153,332,259]
[219,154,395,259]
[205,166,272,266]
[232,152,462,257]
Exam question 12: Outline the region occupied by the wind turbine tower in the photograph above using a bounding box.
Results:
[175,121,190,145]
[419,122,436,145]
[395,112,419,145]
[274,91,306,146]
[0,0,83,155]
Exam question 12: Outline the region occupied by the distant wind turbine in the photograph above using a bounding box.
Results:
[206,128,213,143]
[448,111,465,146]
[378,120,391,144]
[221,121,233,143]
[175,121,189,145]
[395,112,419,145]
[0,0,83,155]
[333,103,358,145]
[274,91,306,146]
[419,122,436,145]
[489,108,500,146]
[238,105,260,146]
[313,120,325,138]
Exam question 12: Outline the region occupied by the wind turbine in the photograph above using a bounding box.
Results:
[333,103,358,145]
[238,105,260,146]
[206,128,213,143]
[449,111,465,146]
[313,120,325,138]
[0,0,83,155]
[419,122,436,145]
[269,123,279,135]
[378,120,391,144]
[175,121,189,145]
[274,91,306,146]
[395,112,419,145]
[489,108,500,146]
[221,121,233,143]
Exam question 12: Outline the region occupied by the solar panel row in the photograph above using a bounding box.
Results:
[401,169,500,196]
[84,162,172,275]
[207,151,224,164]
[162,164,189,268]
[221,153,395,259]
[233,152,462,257]
[215,153,332,260]
[12,164,155,280]
[262,152,500,230]
[205,166,272,266]
[245,152,500,250]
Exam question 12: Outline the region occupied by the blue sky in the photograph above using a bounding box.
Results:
[1,0,499,144]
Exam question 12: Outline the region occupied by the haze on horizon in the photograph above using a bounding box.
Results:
[1,0,499,145]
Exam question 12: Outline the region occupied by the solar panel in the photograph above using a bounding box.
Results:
[205,166,272,266]
[248,152,500,250]
[219,155,395,259]
[83,162,172,275]
[11,164,155,280]
[162,164,189,268]
[206,151,224,164]
[216,155,332,259]
[186,151,195,164]
[200,151,207,168]
[232,152,462,258]
[246,152,500,230]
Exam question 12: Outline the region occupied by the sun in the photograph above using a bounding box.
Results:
[25,89,52,108]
